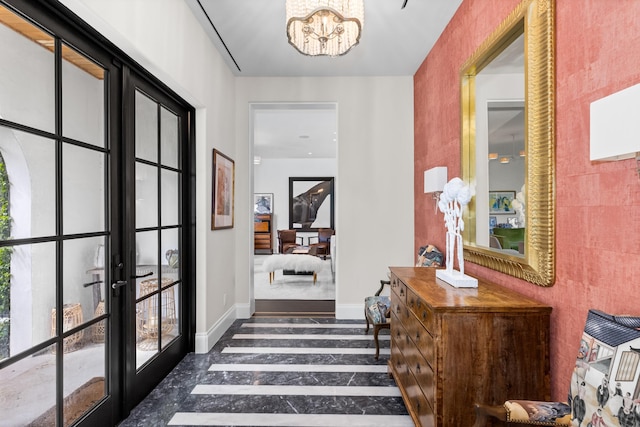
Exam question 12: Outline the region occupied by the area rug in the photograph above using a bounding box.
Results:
[27,376,104,426]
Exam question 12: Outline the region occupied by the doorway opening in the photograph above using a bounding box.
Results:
[250,103,337,315]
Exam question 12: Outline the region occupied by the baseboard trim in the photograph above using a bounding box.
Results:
[255,299,334,314]
[194,306,236,354]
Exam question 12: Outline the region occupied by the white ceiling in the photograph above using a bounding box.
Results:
[186,0,463,77]
[253,104,338,160]
[185,0,463,160]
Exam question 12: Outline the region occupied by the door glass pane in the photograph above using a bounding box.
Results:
[62,43,105,147]
[160,106,178,169]
[161,228,179,349]
[0,126,56,239]
[161,169,179,226]
[63,327,106,426]
[135,90,157,162]
[135,230,158,367]
[0,343,57,426]
[135,230,158,283]
[63,144,105,235]
[136,162,158,229]
[2,242,57,357]
[160,283,179,350]
[162,228,180,277]
[63,236,107,326]
[0,5,55,132]
[136,277,161,363]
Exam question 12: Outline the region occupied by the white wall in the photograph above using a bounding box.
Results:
[237,77,415,318]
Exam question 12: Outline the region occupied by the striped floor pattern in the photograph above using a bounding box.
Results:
[120,318,410,426]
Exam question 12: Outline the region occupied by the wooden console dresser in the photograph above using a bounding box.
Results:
[388,267,551,426]
[254,214,273,254]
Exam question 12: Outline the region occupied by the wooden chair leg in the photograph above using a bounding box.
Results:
[365,312,370,334]
[373,324,381,359]
[473,403,507,427]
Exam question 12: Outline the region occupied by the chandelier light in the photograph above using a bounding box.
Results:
[286,0,364,57]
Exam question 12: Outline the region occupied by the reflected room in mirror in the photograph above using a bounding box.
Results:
[460,0,555,286]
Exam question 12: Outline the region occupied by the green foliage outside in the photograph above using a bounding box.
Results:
[0,152,11,360]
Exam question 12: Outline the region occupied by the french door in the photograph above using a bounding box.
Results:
[0,1,195,425]
[122,69,193,406]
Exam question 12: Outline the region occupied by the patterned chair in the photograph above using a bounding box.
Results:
[364,280,391,360]
[473,309,640,426]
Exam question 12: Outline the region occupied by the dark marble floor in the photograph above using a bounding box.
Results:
[119,318,409,426]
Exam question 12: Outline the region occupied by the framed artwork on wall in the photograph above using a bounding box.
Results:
[489,190,516,214]
[211,149,235,230]
[254,193,273,214]
[489,216,497,231]
[289,177,334,231]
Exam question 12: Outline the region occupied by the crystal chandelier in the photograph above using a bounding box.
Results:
[286,0,364,57]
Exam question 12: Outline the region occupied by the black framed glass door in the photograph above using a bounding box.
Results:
[0,1,195,425]
[0,2,120,425]
[122,70,192,406]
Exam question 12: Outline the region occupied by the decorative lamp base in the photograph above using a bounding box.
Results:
[436,269,478,288]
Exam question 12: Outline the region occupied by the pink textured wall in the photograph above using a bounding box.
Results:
[414,0,640,400]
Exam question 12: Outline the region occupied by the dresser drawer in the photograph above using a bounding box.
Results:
[405,313,435,367]
[254,237,271,247]
[404,366,436,427]
[390,313,410,378]
[391,297,410,329]
[390,337,410,383]
[405,345,435,410]
[390,274,406,304]
[390,310,410,356]
[407,289,435,334]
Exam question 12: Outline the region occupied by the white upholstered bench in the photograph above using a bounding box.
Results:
[262,254,324,284]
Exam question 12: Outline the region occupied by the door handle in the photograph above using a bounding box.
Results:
[133,271,153,279]
[112,280,128,290]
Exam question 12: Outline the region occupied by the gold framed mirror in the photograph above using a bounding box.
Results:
[460,0,555,286]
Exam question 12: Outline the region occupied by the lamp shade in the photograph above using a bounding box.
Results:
[424,167,448,193]
[591,83,640,161]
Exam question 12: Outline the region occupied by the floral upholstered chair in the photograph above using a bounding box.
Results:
[364,280,391,360]
[473,309,640,427]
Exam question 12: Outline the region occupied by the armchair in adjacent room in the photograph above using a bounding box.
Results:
[277,229,303,254]
[364,280,391,360]
[473,309,640,427]
[309,228,334,259]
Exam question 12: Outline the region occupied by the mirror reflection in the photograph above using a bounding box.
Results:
[473,34,525,255]
[461,0,555,287]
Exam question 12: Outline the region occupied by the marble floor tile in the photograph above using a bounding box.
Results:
[168,413,414,427]
[120,318,404,427]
